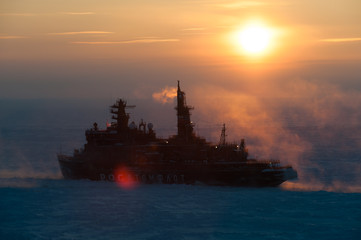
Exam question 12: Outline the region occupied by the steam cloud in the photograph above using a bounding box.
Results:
[152,87,177,104]
[189,77,361,193]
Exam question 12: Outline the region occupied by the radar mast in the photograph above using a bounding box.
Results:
[176,81,194,140]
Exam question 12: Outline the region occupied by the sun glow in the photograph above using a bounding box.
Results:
[233,21,276,57]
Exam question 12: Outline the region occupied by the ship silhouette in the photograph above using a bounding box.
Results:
[58,81,297,186]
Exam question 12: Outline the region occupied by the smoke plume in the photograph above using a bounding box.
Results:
[152,87,177,104]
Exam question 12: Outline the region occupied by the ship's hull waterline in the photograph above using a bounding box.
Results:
[58,155,297,187]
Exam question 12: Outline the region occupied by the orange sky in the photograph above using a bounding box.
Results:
[1,0,360,111]
[1,0,361,167]
[1,0,360,64]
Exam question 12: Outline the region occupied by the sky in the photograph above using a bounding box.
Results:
[1,0,360,97]
[1,0,361,162]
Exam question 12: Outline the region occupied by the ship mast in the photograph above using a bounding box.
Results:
[110,99,135,133]
[176,81,194,140]
[219,123,226,146]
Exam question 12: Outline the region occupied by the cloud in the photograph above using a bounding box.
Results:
[71,38,180,45]
[0,12,96,17]
[213,1,265,8]
[182,28,206,31]
[0,35,29,39]
[152,87,177,104]
[211,1,285,9]
[180,28,212,35]
[0,13,36,16]
[320,37,361,43]
[49,31,114,35]
[60,12,95,15]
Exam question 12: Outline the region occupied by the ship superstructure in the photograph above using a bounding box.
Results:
[58,82,297,186]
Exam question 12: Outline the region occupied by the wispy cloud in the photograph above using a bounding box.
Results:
[72,38,180,45]
[213,1,266,9]
[0,35,29,39]
[0,13,36,17]
[0,12,96,17]
[209,1,291,12]
[49,31,114,35]
[180,27,213,36]
[182,28,206,31]
[320,37,361,43]
[60,12,95,15]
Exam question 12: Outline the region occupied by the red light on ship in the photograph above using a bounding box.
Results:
[114,167,138,189]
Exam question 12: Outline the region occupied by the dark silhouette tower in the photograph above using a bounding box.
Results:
[176,81,194,140]
[110,99,135,133]
[219,123,226,146]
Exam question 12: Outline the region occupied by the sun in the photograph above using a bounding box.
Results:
[239,26,271,54]
[235,23,274,56]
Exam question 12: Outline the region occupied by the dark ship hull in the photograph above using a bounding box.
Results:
[59,156,296,187]
[58,82,297,187]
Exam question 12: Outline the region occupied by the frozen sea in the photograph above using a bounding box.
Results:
[1,99,361,240]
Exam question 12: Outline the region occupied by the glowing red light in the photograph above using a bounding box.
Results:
[113,167,138,189]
